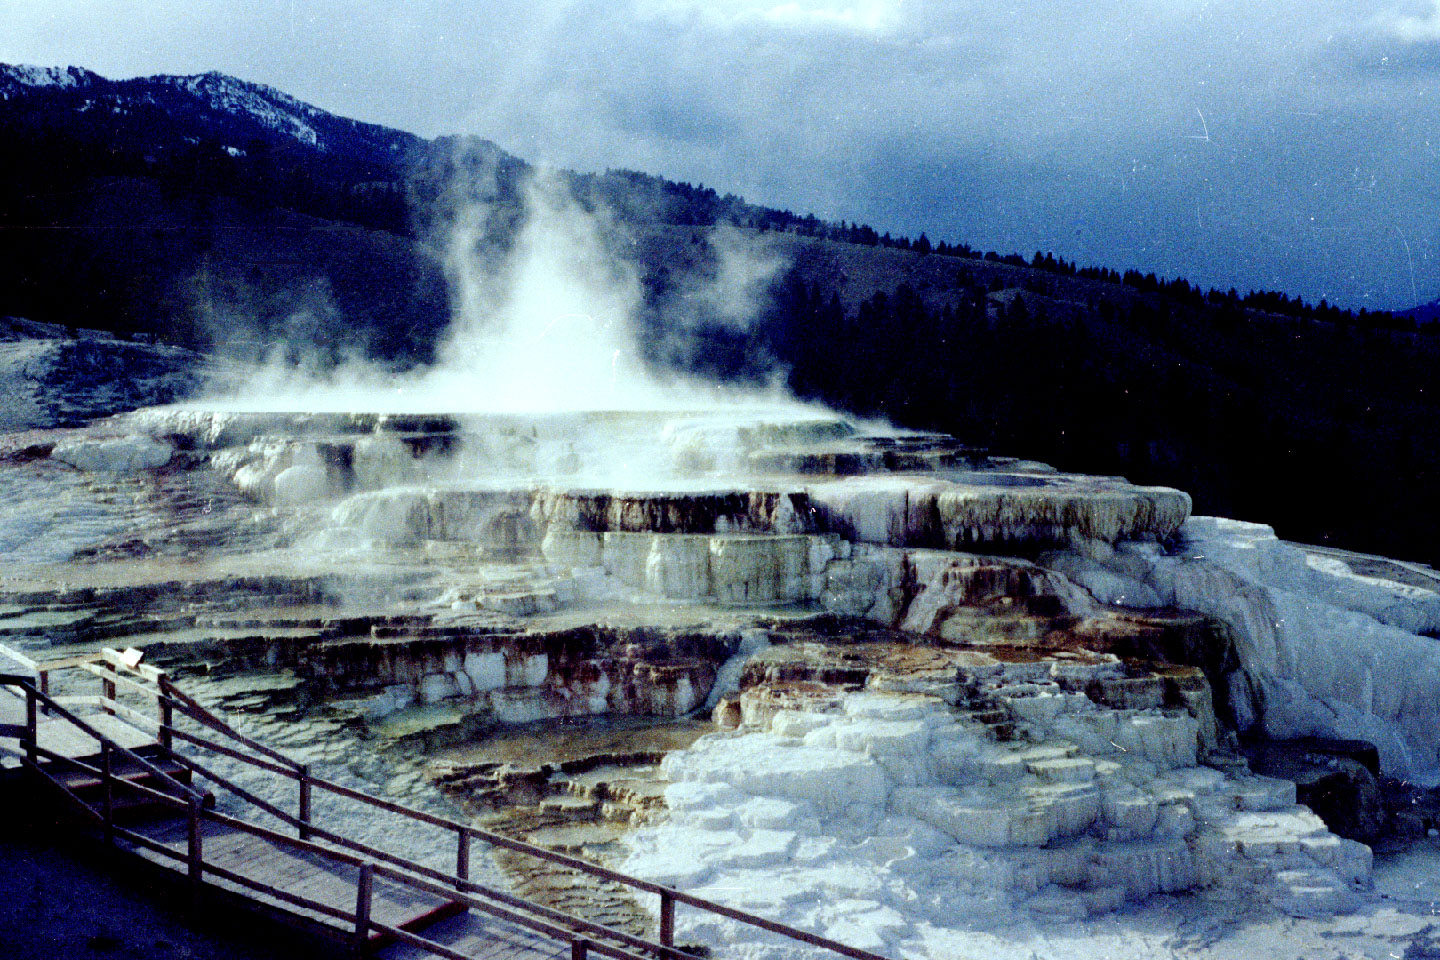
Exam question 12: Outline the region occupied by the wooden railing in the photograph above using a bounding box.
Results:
[0,646,896,960]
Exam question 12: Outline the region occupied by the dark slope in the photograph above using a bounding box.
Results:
[1399,298,1440,327]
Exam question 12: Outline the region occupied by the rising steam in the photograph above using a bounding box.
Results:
[432,172,656,412]
[201,165,802,415]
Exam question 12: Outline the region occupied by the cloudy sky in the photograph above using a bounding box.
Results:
[6,0,1440,309]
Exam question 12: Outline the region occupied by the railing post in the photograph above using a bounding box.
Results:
[38,670,49,715]
[354,862,373,955]
[158,681,174,754]
[456,826,470,882]
[23,684,37,766]
[187,795,203,907]
[298,764,312,840]
[101,661,116,715]
[571,938,590,960]
[101,741,114,846]
[659,890,675,947]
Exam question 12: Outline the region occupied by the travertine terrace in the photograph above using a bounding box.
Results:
[6,401,1440,958]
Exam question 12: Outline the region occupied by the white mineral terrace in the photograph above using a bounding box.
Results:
[120,405,1192,548]
[9,402,1440,958]
[625,688,1370,957]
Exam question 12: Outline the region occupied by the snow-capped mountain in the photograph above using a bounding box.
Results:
[0,63,425,170]
[0,64,101,96]
[151,72,333,150]
[136,69,422,161]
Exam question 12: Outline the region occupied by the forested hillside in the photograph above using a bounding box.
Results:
[1,64,1434,562]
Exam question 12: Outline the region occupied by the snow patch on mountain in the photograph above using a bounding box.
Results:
[152,72,323,148]
[0,62,421,160]
[0,64,100,97]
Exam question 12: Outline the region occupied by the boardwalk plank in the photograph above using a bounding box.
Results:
[0,687,154,768]
[96,800,582,959]
[378,909,567,960]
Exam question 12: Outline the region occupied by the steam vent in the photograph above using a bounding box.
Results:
[8,401,1440,958]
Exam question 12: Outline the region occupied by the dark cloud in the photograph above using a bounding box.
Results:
[4,0,1439,308]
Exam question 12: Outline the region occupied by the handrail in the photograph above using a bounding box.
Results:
[29,746,188,811]
[88,704,702,959]
[79,658,300,773]
[0,673,204,803]
[171,726,294,776]
[299,769,891,960]
[193,805,664,958]
[154,657,891,959]
[0,641,104,674]
[249,760,892,960]
[19,755,107,825]
[110,705,703,960]
[128,711,296,777]
[0,641,106,708]
[7,671,646,960]
[100,647,165,683]
[368,863,655,960]
[313,817,699,960]
[10,651,897,960]
[205,794,682,960]
[0,644,37,671]
[158,675,302,772]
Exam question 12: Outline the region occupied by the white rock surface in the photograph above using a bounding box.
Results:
[1040,549,1164,608]
[625,687,1372,959]
[352,434,417,490]
[804,474,1191,548]
[1133,518,1440,778]
[541,528,603,567]
[272,462,332,505]
[462,651,507,693]
[647,534,712,598]
[51,434,173,473]
[545,529,841,606]
[0,465,129,564]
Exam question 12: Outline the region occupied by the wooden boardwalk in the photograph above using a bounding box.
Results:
[382,912,568,960]
[0,683,151,769]
[0,645,891,960]
[128,817,494,954]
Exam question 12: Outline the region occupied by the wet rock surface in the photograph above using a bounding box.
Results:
[422,716,710,938]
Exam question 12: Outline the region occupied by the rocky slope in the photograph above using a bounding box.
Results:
[0,317,219,432]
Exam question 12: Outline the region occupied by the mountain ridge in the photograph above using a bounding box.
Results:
[1,62,1412,322]
[0,62,435,176]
